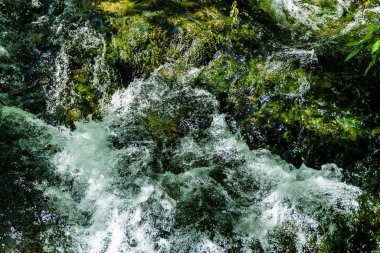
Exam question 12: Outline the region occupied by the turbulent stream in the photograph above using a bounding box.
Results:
[1,0,379,252]
[37,68,361,252]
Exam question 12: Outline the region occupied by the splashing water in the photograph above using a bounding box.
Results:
[40,67,361,252]
[43,122,166,253]
[2,0,376,251]
[44,19,111,117]
[260,0,353,31]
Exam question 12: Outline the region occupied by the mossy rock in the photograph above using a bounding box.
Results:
[144,113,181,143]
[160,170,238,236]
[98,0,246,76]
[97,0,135,15]
[0,106,66,252]
[195,50,375,170]
[62,68,102,125]
[197,53,245,96]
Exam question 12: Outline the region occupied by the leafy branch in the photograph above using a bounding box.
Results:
[346,24,380,75]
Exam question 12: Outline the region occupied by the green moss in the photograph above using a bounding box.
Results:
[97,0,134,15]
[63,69,101,124]
[145,113,180,143]
[315,0,336,10]
[248,102,364,141]
[194,47,375,170]
[224,56,365,141]
[198,53,244,95]
[98,0,244,75]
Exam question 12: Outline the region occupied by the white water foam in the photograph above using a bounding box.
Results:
[42,68,361,252]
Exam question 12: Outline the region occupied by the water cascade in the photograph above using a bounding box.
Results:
[1,0,379,252]
[38,68,361,252]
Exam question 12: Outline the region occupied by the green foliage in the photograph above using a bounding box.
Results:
[362,0,380,7]
[230,1,239,26]
[348,194,380,251]
[346,24,380,75]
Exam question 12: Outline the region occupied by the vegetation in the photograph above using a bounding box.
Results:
[346,24,380,75]
[97,0,244,76]
[1,0,380,251]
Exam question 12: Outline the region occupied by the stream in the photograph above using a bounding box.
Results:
[1,0,379,252]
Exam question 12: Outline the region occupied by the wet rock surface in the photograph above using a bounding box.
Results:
[1,0,380,252]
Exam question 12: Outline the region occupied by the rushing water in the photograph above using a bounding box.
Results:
[259,0,353,31]
[35,67,361,252]
[2,0,378,252]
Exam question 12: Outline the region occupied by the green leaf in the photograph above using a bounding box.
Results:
[345,50,360,62]
[364,55,377,75]
[372,39,380,54]
[347,41,361,47]
[367,24,380,33]
[360,31,374,44]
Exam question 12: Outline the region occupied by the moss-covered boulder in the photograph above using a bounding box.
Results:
[96,0,250,76]
[196,50,379,170]
[0,106,67,252]
[107,67,217,157]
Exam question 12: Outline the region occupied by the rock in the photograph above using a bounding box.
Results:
[0,106,63,252]
[0,45,10,59]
